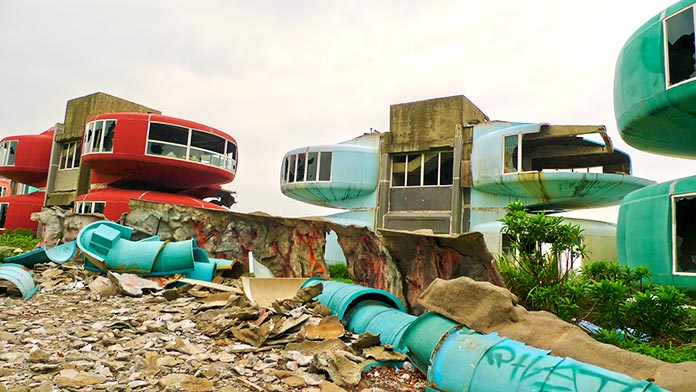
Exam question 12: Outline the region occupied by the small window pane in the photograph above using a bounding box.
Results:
[423,152,439,185]
[147,141,186,159]
[319,152,332,181]
[667,7,696,85]
[391,155,406,186]
[93,121,103,151]
[440,151,454,185]
[406,154,422,186]
[6,141,16,166]
[288,155,297,183]
[296,153,306,182]
[149,123,189,145]
[84,122,94,153]
[189,148,213,163]
[227,141,237,160]
[283,157,289,183]
[504,135,519,173]
[192,130,225,154]
[103,120,116,152]
[94,202,105,214]
[0,203,8,228]
[306,152,318,181]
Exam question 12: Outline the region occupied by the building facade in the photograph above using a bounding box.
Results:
[0,92,238,233]
[281,95,653,264]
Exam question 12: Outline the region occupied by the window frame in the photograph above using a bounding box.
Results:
[75,201,107,215]
[672,193,696,276]
[390,150,454,188]
[59,141,81,170]
[281,151,332,184]
[0,140,18,167]
[0,202,8,229]
[145,121,237,173]
[84,119,117,154]
[664,5,696,89]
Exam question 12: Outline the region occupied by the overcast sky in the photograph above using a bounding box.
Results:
[1,1,693,223]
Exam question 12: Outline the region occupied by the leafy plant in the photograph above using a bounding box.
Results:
[328,263,352,283]
[0,228,40,253]
[496,202,696,358]
[497,201,586,315]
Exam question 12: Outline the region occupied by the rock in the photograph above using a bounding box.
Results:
[107,271,165,296]
[305,315,344,340]
[55,369,107,388]
[88,276,118,297]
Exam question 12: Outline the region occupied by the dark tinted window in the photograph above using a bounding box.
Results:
[667,7,696,85]
[306,152,318,181]
[191,130,225,154]
[319,152,332,181]
[423,152,439,185]
[440,151,454,185]
[149,123,189,145]
[391,155,406,186]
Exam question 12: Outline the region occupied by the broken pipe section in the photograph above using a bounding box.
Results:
[302,279,666,392]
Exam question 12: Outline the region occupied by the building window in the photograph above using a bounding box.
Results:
[391,151,453,187]
[59,141,81,170]
[665,6,696,87]
[75,201,106,214]
[0,140,17,166]
[17,183,35,195]
[84,120,116,154]
[0,203,7,229]
[503,134,521,173]
[146,122,237,172]
[0,187,6,197]
[282,151,332,183]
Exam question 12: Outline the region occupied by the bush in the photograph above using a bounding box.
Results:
[0,228,39,253]
[328,263,352,283]
[497,202,696,359]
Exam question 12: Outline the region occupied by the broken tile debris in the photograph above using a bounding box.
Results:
[0,260,426,391]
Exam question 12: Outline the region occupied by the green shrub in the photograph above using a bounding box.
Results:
[328,263,352,283]
[497,202,696,360]
[622,285,694,343]
[0,228,39,253]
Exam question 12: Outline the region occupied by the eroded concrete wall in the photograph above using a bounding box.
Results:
[33,201,502,312]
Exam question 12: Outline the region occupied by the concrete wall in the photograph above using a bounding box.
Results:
[46,92,160,207]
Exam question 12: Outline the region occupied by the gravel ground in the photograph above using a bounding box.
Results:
[0,262,427,392]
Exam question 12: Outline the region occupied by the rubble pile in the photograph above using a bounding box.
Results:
[0,261,426,392]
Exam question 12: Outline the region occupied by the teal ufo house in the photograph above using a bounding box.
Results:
[282,95,653,264]
[616,0,696,289]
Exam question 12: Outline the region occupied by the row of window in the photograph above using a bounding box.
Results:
[146,122,237,172]
[84,120,116,154]
[60,141,81,170]
[74,201,106,214]
[391,151,454,187]
[282,151,332,183]
[0,140,17,167]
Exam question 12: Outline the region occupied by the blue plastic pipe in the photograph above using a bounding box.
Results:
[306,279,666,392]
[0,263,40,300]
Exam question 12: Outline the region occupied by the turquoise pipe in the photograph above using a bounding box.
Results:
[0,263,40,300]
[428,327,664,392]
[345,300,416,352]
[301,278,405,319]
[400,311,462,372]
[307,280,666,392]
[4,241,77,267]
[77,220,211,277]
